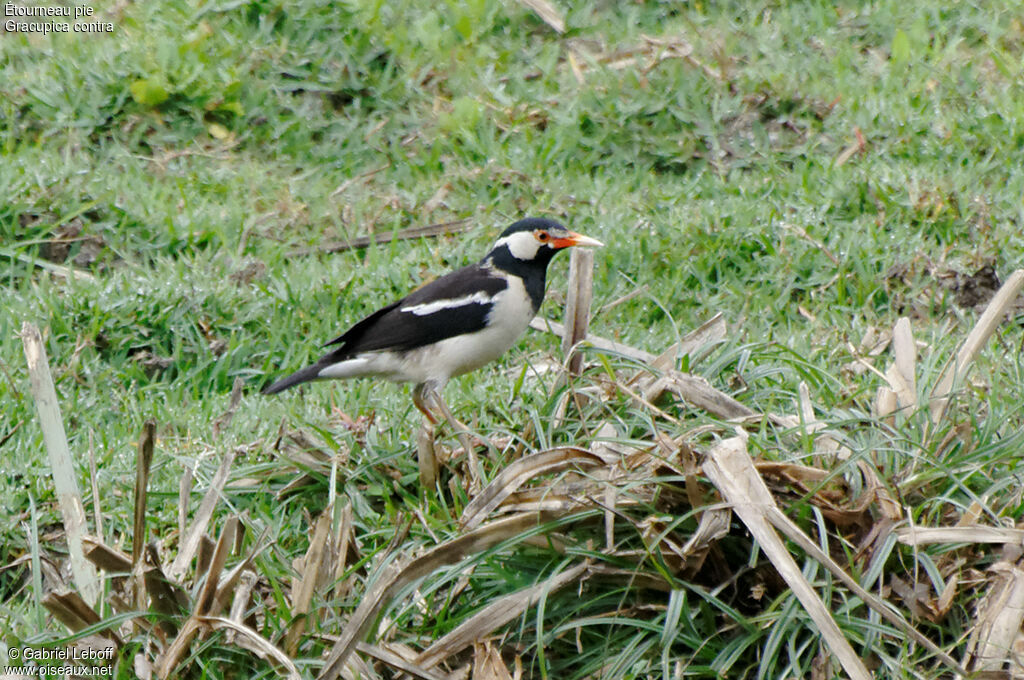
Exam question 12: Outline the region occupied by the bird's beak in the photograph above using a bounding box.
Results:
[552,231,605,249]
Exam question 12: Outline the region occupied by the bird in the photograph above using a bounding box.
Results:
[261,217,603,423]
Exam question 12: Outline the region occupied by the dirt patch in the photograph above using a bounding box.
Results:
[949,264,1001,309]
[39,219,106,268]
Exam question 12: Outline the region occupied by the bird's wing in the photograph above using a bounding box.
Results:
[322,264,509,357]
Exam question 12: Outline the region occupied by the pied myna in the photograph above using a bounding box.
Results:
[262,217,603,421]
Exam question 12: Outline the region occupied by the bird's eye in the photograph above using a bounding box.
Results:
[536,231,550,242]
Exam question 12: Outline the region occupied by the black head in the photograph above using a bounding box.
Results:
[497,217,569,240]
[486,217,603,266]
[483,217,603,309]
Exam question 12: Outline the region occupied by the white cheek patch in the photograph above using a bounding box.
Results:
[401,291,494,316]
[492,232,541,260]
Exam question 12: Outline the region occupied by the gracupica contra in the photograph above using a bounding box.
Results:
[262,217,603,419]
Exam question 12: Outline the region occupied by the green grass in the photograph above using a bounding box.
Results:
[2,0,1024,678]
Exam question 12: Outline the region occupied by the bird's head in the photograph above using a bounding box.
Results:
[486,217,603,267]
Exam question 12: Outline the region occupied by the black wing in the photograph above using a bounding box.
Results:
[322,263,508,359]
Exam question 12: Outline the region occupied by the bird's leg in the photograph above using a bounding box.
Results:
[430,388,499,455]
[424,383,482,493]
[412,383,439,425]
[413,383,439,490]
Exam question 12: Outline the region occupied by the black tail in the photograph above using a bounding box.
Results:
[261,364,323,395]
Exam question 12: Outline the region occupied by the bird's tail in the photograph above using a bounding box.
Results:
[261,364,324,395]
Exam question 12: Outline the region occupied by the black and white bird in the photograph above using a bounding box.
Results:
[262,217,603,420]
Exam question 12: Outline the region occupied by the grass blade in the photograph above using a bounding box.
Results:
[702,436,871,680]
[133,421,156,566]
[21,321,100,606]
[317,512,560,680]
[414,562,588,668]
[169,449,237,582]
[563,247,595,376]
[930,269,1024,424]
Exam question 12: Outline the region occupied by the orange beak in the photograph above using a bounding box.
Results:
[550,231,604,249]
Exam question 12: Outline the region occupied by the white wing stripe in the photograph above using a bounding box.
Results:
[400,291,495,316]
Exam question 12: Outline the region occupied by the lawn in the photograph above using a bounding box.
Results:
[2,0,1024,678]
